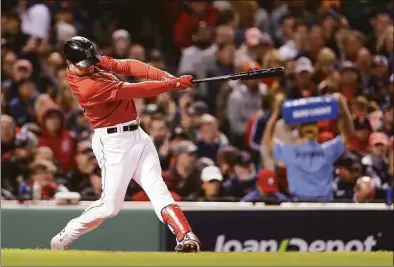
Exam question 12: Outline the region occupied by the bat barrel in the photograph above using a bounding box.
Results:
[191,67,285,84]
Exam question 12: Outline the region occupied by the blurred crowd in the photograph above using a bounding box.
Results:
[1,0,393,204]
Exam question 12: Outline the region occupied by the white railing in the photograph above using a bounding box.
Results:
[1,200,392,210]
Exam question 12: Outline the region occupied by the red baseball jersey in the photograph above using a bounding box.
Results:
[66,56,171,128]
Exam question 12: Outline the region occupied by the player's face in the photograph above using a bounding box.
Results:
[76,65,95,75]
[68,61,95,76]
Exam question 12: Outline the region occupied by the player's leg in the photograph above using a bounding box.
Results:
[51,132,141,249]
[132,130,200,252]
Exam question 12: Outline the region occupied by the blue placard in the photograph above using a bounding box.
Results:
[282,96,339,125]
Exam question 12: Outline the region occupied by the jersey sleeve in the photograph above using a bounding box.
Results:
[80,78,174,103]
[115,80,174,99]
[97,56,169,80]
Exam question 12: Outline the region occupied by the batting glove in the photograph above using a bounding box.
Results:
[177,75,196,91]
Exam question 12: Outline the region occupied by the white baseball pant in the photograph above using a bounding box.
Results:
[52,119,175,246]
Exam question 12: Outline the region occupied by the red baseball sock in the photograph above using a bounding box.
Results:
[161,204,192,241]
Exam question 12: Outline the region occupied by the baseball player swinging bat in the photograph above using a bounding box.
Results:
[51,36,200,252]
[51,36,284,252]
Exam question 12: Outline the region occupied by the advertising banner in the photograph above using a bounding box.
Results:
[165,210,393,252]
[282,96,339,125]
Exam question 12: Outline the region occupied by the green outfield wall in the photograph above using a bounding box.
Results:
[1,207,164,251]
[2,202,392,252]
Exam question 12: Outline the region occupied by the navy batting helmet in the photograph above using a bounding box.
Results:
[64,36,100,68]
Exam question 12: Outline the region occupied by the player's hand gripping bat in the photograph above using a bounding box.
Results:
[191,67,285,84]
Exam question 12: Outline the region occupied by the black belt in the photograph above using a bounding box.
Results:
[107,123,139,134]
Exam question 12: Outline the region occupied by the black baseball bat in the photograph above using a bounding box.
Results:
[191,67,285,84]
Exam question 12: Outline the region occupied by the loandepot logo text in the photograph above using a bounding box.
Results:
[215,235,378,252]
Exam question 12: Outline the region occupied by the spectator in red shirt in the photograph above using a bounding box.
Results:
[38,107,76,174]
[174,1,218,49]
[347,117,372,156]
